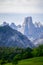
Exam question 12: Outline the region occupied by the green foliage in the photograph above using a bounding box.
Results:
[32,45,43,57]
[12,56,18,65]
[3,57,43,65]
[0,44,43,65]
[0,60,7,65]
[18,57,43,65]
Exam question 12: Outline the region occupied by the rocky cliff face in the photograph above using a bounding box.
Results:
[0,25,34,48]
[17,17,43,42]
[2,16,43,46]
[10,23,17,30]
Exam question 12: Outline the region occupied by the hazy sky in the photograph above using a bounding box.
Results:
[0,0,43,25]
[0,0,43,13]
[0,13,43,25]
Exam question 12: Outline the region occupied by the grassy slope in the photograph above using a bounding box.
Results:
[18,57,43,65]
[5,57,43,65]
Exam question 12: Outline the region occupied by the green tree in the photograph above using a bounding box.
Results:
[32,44,43,57]
[12,54,20,65]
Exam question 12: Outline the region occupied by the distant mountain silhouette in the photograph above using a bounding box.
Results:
[10,23,17,30]
[1,16,43,46]
[33,35,43,46]
[17,17,43,41]
[0,25,34,48]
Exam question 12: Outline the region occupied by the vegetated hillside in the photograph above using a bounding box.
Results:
[4,57,43,65]
[18,57,43,65]
[0,45,43,65]
[0,25,34,48]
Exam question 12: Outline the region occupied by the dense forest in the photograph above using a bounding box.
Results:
[0,45,43,65]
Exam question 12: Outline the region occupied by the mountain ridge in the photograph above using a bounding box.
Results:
[0,25,34,48]
[1,16,43,46]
